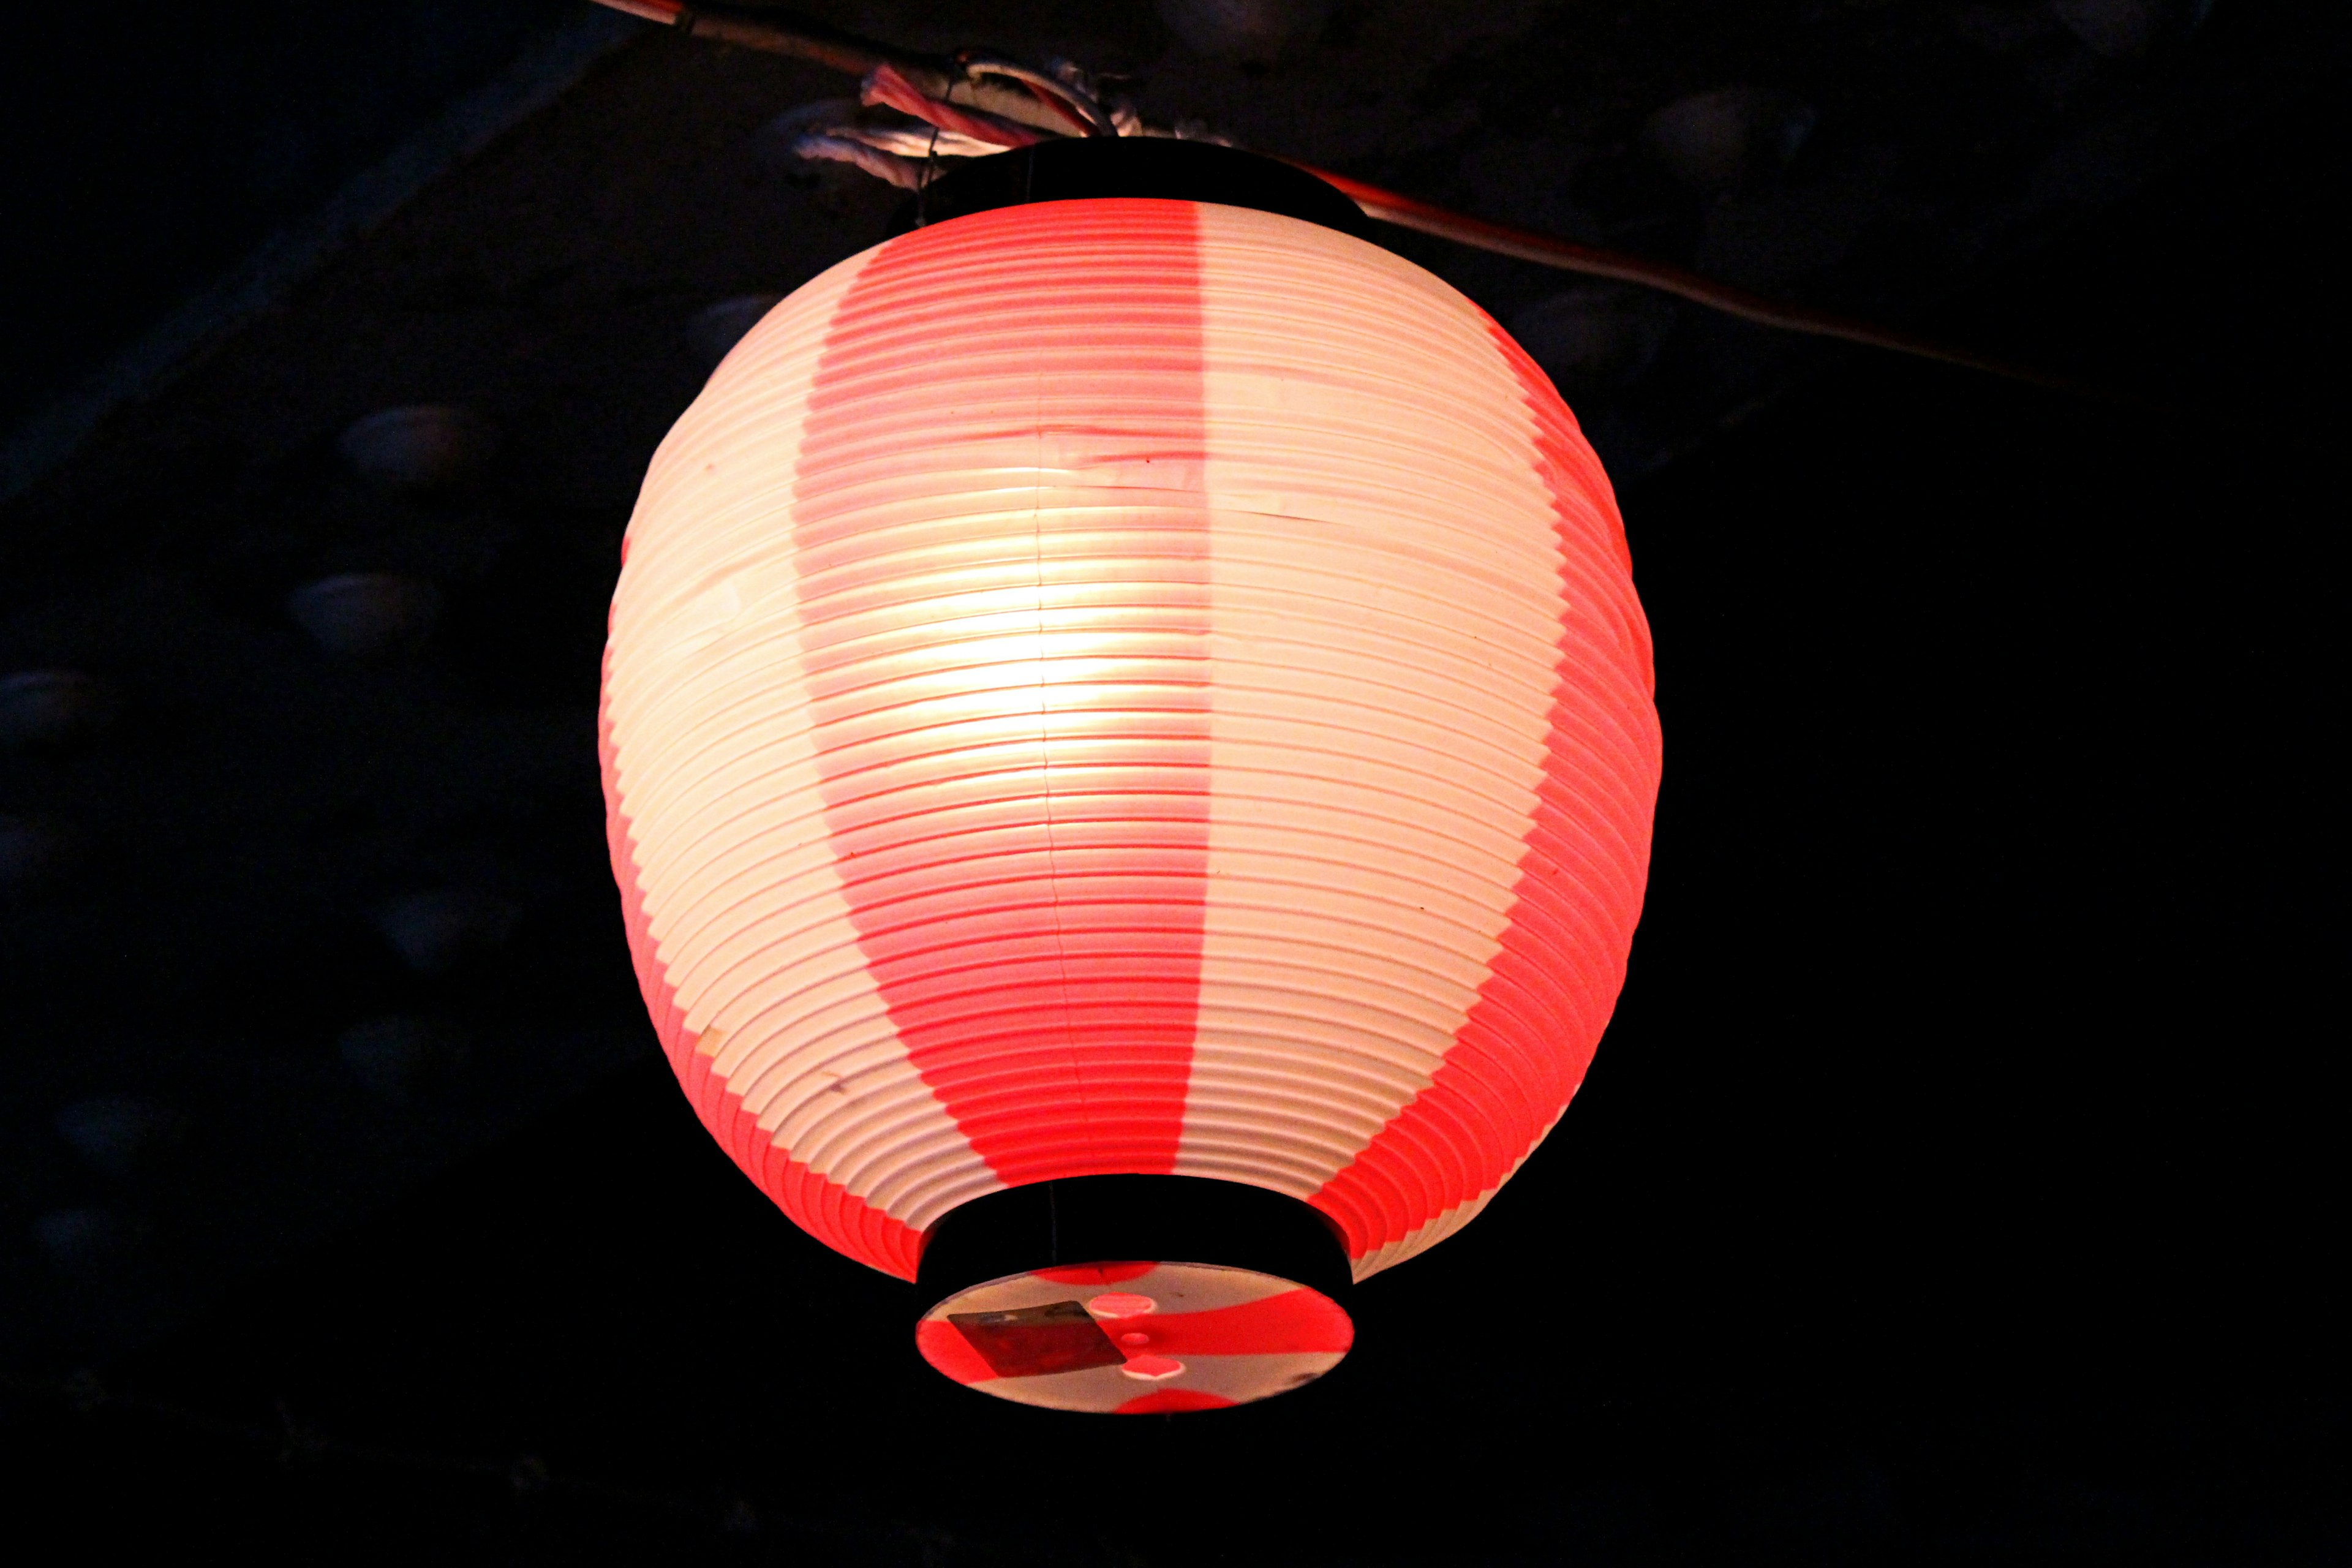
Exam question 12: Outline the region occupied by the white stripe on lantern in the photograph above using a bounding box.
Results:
[1174,207,1567,1240]
[605,247,996,1235]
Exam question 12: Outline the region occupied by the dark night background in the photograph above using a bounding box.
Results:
[1,1,2342,1561]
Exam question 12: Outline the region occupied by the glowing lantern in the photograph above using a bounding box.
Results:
[601,145,1660,1412]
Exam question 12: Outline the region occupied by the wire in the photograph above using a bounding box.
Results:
[592,1,932,83]
[583,0,2111,400]
[794,132,932,190]
[862,62,1049,149]
[954,53,1116,137]
[593,0,685,21]
[1292,164,2113,400]
[800,121,1003,160]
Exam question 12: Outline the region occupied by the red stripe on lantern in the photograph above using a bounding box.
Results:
[914,1317,1001,1384]
[1115,1389,1239,1414]
[790,202,1215,1189]
[1307,318,1662,1261]
[1032,1261,1158,1285]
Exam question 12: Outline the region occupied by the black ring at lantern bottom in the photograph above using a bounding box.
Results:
[916,1175,1356,1308]
[889,137,1372,240]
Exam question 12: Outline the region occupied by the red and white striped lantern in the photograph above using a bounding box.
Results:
[601,190,1660,1407]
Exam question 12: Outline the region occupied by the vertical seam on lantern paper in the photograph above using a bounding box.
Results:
[1030,261,1089,1145]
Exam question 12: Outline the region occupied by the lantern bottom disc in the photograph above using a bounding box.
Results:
[911,1177,1357,1414]
[917,1261,1352,1412]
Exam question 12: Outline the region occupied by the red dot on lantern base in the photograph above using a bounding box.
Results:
[1121,1355,1186,1381]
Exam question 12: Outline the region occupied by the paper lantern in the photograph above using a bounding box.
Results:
[601,145,1660,1411]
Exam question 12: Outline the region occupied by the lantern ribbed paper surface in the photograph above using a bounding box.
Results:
[601,198,1660,1284]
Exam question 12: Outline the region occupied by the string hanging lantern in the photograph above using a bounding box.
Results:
[600,143,1661,1413]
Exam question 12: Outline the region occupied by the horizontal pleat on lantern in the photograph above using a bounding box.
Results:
[602,198,1660,1282]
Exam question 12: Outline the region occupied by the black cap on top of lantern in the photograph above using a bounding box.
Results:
[895,136,1372,239]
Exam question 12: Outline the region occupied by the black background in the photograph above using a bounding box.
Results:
[0,0,569,433]
[3,4,2343,1561]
